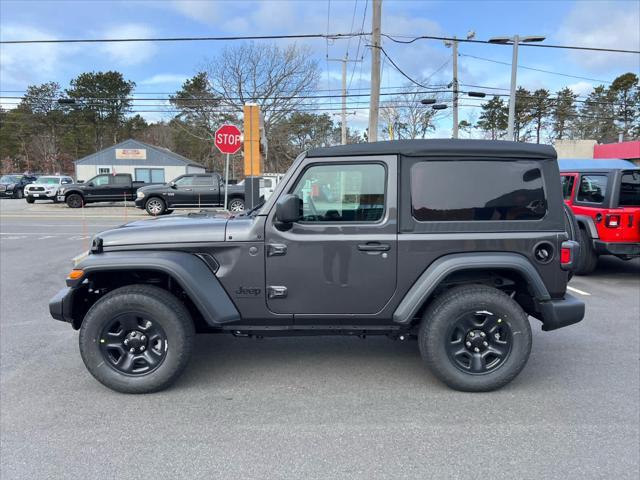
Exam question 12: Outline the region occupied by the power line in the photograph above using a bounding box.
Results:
[0,32,369,45]
[459,53,614,84]
[372,45,446,90]
[382,33,640,54]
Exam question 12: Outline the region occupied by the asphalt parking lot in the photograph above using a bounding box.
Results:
[1,198,639,479]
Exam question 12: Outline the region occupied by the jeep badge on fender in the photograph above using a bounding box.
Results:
[49,139,585,394]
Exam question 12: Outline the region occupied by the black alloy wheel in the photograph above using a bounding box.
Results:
[445,310,512,374]
[99,313,168,376]
[66,193,83,208]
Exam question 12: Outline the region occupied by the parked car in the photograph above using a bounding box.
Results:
[58,173,147,208]
[135,173,245,216]
[559,158,640,274]
[50,139,584,394]
[24,175,74,203]
[0,174,38,199]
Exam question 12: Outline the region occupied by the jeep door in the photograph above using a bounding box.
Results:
[264,156,398,318]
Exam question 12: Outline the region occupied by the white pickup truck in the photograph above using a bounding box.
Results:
[236,173,284,201]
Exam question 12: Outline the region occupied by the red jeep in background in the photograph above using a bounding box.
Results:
[559,159,640,275]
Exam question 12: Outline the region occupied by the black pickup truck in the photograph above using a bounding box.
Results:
[58,173,147,208]
[134,173,246,215]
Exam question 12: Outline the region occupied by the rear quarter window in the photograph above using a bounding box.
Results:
[619,171,640,206]
[577,174,608,204]
[410,160,547,221]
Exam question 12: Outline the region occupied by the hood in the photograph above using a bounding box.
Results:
[97,212,229,248]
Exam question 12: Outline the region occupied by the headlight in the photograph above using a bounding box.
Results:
[8,183,15,189]
[137,191,145,199]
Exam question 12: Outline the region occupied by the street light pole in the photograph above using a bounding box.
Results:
[507,35,520,141]
[489,34,545,142]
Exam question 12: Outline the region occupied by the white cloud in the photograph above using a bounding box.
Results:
[556,1,640,70]
[139,74,189,86]
[566,81,595,97]
[98,24,157,66]
[169,0,221,25]
[0,25,78,88]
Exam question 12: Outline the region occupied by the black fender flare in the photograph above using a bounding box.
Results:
[574,215,599,239]
[75,250,240,326]
[64,189,85,200]
[393,252,550,325]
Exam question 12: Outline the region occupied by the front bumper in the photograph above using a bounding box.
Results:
[26,191,56,198]
[134,198,145,209]
[0,190,15,197]
[49,287,75,324]
[536,293,585,331]
[594,241,640,257]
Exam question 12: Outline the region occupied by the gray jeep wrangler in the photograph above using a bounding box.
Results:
[50,140,585,393]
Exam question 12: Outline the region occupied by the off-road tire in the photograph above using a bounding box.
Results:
[25,196,35,204]
[78,284,195,394]
[145,197,166,216]
[575,228,598,275]
[419,285,532,392]
[66,193,83,208]
[563,204,579,280]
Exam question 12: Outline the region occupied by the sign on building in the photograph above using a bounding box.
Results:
[116,148,147,160]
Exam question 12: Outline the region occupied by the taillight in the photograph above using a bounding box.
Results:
[561,247,571,265]
[605,214,620,228]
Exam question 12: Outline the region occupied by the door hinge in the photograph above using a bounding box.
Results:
[267,286,288,299]
[267,243,287,257]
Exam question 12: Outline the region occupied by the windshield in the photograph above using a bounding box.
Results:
[619,170,640,206]
[35,177,60,185]
[0,175,21,183]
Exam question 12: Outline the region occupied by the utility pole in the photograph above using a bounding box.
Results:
[445,31,474,139]
[452,37,459,139]
[368,0,382,142]
[329,56,362,144]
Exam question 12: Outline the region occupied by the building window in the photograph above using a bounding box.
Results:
[410,160,546,221]
[98,167,111,174]
[135,168,165,183]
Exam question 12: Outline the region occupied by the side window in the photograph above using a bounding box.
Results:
[193,175,214,186]
[411,160,546,221]
[619,171,640,206]
[561,175,575,200]
[577,174,607,204]
[92,175,109,186]
[174,176,194,187]
[112,175,130,185]
[63,177,73,184]
[291,163,386,222]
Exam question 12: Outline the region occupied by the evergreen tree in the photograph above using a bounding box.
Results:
[476,96,508,140]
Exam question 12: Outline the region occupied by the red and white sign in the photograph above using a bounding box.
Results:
[214,125,242,154]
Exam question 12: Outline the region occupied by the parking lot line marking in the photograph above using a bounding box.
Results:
[567,285,591,296]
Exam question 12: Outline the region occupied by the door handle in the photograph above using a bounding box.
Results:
[357,242,390,252]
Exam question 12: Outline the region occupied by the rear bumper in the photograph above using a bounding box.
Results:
[594,241,640,257]
[49,287,75,324]
[536,293,585,331]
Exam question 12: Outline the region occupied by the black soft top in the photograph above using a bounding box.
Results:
[307,139,557,160]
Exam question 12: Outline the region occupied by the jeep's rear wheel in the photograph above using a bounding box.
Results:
[419,285,532,392]
[79,285,195,393]
[145,197,166,216]
[66,193,83,208]
[575,228,598,275]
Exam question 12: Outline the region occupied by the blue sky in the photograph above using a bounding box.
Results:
[1,0,639,136]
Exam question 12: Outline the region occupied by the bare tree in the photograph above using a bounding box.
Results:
[380,85,440,139]
[205,42,320,133]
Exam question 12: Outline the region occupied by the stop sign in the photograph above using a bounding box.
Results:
[214,125,242,154]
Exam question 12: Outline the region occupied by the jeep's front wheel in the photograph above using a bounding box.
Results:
[419,285,532,392]
[78,285,195,393]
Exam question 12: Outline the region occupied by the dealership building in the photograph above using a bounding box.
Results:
[74,139,206,183]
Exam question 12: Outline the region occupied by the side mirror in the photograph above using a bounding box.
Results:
[87,182,94,187]
[275,194,302,224]
[77,180,84,184]
[170,181,177,189]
